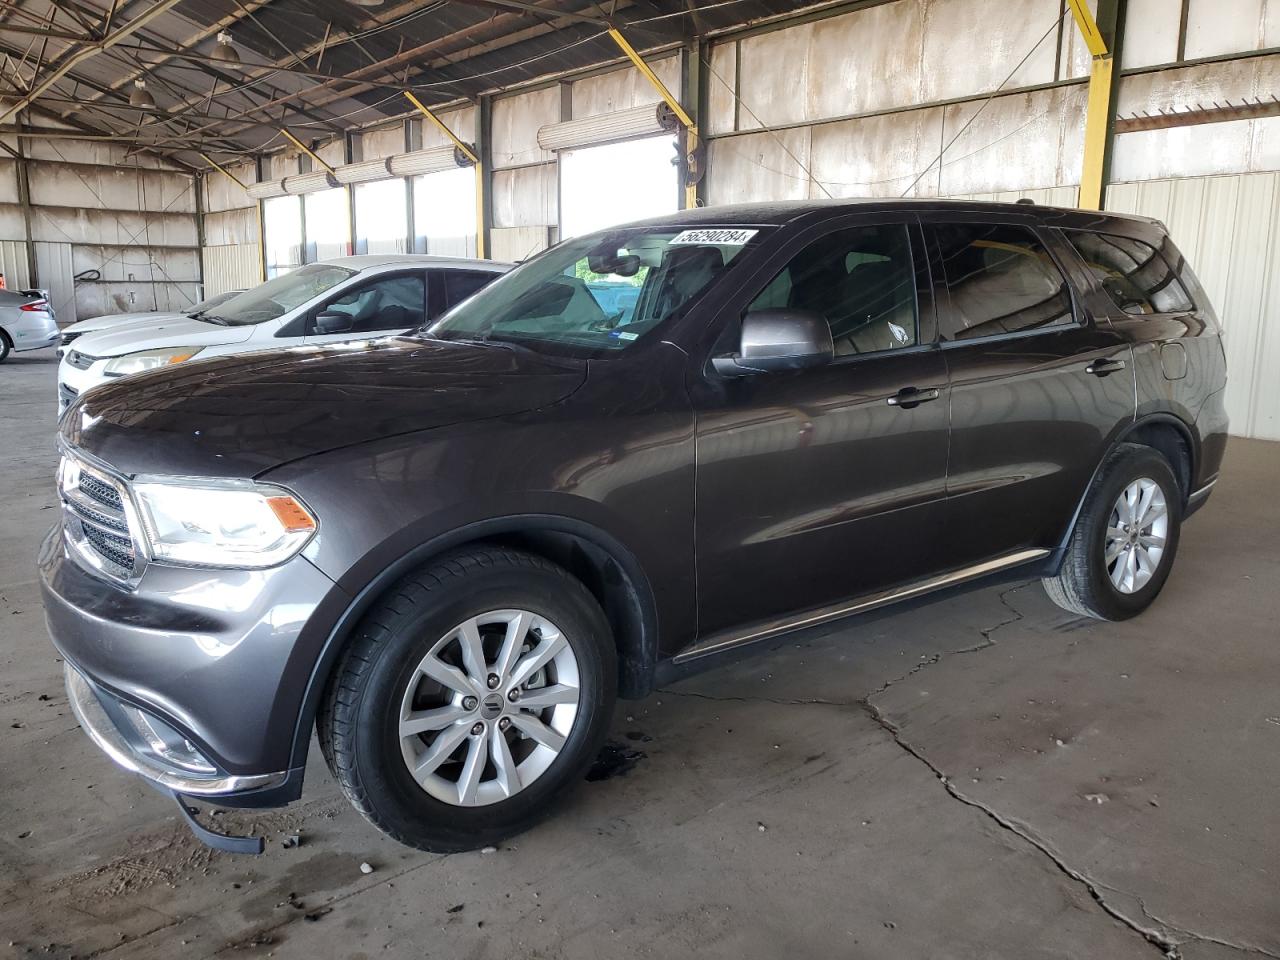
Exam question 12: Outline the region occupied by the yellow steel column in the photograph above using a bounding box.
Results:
[403,92,486,258]
[607,28,699,210]
[281,128,337,174]
[1066,0,1114,210]
[199,153,248,190]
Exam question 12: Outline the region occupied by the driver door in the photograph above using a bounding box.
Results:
[304,271,428,346]
[689,217,951,640]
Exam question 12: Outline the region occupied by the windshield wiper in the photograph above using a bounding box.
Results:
[190,311,230,325]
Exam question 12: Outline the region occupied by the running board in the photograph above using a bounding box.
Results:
[673,548,1049,664]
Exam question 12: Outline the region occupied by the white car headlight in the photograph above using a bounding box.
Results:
[131,477,317,569]
[104,346,204,377]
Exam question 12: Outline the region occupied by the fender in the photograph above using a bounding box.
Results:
[1047,411,1198,574]
[285,513,661,772]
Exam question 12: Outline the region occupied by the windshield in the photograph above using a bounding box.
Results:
[183,290,241,316]
[201,263,356,326]
[426,225,768,357]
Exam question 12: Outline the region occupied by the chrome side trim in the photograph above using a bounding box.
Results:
[1189,477,1218,501]
[65,665,287,797]
[673,548,1050,664]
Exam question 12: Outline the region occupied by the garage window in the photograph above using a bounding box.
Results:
[413,167,477,257]
[559,135,678,239]
[354,179,408,254]
[263,195,303,278]
[1064,230,1194,315]
[304,188,351,262]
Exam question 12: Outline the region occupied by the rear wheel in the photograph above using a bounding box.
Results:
[319,547,616,852]
[1044,443,1182,620]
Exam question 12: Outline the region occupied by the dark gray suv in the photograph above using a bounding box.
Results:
[41,200,1228,853]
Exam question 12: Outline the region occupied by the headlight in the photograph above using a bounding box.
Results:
[131,477,316,568]
[103,346,203,377]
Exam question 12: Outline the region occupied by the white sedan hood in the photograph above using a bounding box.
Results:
[70,315,258,359]
[62,310,186,335]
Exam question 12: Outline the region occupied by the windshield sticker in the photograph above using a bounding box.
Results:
[669,228,759,246]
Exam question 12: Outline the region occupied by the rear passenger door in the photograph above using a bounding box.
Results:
[431,268,500,320]
[926,218,1136,566]
[1056,227,1220,436]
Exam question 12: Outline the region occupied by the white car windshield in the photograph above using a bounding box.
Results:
[426,226,768,358]
[200,264,356,326]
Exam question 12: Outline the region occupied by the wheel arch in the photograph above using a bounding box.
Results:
[1049,413,1197,573]
[290,514,660,770]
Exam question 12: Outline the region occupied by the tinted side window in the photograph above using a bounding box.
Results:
[746,223,918,356]
[443,270,497,310]
[934,223,1074,341]
[319,274,425,334]
[1064,230,1194,315]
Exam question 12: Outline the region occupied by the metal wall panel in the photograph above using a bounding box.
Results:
[1107,173,1280,440]
[34,241,76,324]
[0,240,31,290]
[202,243,262,295]
[490,226,551,263]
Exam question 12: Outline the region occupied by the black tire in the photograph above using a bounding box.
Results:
[1043,442,1183,621]
[0,332,11,363]
[318,546,617,852]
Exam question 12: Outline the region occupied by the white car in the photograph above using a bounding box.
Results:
[0,288,58,361]
[55,289,245,357]
[58,254,509,413]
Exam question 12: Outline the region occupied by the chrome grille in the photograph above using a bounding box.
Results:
[58,451,142,585]
[79,472,123,512]
[66,350,95,371]
[60,331,82,347]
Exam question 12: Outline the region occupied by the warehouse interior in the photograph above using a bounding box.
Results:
[1,0,1279,957]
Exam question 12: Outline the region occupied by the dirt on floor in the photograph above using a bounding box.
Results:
[2,348,1278,960]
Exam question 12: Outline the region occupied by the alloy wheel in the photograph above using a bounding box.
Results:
[1104,477,1169,594]
[398,610,580,806]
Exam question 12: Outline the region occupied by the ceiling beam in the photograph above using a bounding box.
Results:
[0,0,187,125]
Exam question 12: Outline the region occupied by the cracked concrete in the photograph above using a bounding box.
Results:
[2,348,1277,960]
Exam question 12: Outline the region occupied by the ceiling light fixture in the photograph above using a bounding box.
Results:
[129,78,156,109]
[210,30,240,63]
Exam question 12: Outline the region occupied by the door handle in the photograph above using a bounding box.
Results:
[886,386,941,409]
[1085,357,1127,377]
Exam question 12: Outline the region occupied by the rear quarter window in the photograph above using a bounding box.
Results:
[1064,230,1194,316]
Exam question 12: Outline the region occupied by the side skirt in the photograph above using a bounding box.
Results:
[666,548,1050,670]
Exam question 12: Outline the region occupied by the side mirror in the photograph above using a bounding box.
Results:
[712,309,834,377]
[314,311,355,335]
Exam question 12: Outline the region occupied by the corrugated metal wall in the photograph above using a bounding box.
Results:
[0,239,31,290]
[1108,173,1280,441]
[201,243,262,296]
[33,241,76,324]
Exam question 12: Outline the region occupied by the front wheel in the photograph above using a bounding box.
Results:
[319,547,617,852]
[0,333,11,363]
[1043,443,1183,621]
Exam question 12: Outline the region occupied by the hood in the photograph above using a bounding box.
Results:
[70,315,258,357]
[61,337,587,477]
[64,310,185,335]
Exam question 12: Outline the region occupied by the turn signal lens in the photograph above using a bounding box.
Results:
[267,496,317,532]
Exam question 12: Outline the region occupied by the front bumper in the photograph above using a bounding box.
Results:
[64,663,287,796]
[40,524,343,804]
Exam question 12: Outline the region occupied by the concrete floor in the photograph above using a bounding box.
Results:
[2,345,1278,960]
